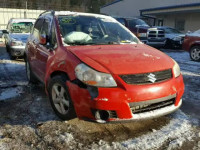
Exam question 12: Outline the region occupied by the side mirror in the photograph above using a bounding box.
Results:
[2,30,8,34]
[39,34,47,45]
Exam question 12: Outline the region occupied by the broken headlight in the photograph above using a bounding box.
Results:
[75,63,117,87]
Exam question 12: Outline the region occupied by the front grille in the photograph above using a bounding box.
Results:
[148,29,165,38]
[130,98,175,114]
[120,69,172,85]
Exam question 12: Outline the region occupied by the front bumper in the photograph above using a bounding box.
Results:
[10,45,25,57]
[105,98,182,123]
[67,74,184,123]
[171,40,183,49]
[142,39,166,47]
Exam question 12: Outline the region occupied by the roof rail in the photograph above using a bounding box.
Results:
[39,10,55,16]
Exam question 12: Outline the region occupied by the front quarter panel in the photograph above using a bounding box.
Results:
[45,47,81,88]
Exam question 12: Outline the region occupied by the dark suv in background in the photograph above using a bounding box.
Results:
[115,17,166,48]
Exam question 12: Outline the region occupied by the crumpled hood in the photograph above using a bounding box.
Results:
[10,33,30,43]
[67,44,174,75]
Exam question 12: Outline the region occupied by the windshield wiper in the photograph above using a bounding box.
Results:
[67,41,120,46]
[66,41,96,46]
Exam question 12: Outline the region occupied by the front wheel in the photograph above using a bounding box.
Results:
[164,39,172,49]
[48,75,76,120]
[190,46,200,61]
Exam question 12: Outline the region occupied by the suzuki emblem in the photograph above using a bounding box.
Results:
[147,73,157,83]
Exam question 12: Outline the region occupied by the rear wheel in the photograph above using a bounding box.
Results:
[190,46,200,61]
[48,75,76,120]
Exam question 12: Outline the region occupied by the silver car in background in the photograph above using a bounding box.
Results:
[3,18,35,59]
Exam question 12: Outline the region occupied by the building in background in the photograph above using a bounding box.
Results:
[101,0,200,33]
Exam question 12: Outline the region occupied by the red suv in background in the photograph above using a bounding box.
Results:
[25,10,184,123]
[183,30,200,61]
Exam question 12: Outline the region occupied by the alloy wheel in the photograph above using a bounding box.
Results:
[51,83,70,115]
[191,47,200,61]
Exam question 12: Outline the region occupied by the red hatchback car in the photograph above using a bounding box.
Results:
[25,11,184,123]
[183,30,200,61]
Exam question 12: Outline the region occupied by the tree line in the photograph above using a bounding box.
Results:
[0,0,114,13]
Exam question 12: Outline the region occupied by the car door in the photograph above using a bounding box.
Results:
[35,16,54,82]
[27,18,44,76]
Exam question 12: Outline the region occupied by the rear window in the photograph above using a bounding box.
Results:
[10,22,34,33]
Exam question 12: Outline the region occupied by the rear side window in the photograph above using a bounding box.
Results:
[33,19,43,41]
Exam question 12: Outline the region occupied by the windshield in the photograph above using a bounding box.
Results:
[10,22,34,33]
[58,15,139,46]
[127,19,149,28]
[165,28,182,34]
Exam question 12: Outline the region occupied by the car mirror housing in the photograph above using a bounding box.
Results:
[39,34,47,45]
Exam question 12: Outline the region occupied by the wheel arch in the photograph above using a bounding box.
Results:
[45,70,70,93]
[190,42,200,51]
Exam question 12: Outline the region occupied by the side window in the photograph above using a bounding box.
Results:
[33,19,43,41]
[40,19,49,36]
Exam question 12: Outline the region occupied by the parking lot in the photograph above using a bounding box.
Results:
[0,45,200,150]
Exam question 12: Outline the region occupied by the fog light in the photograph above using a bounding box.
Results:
[95,110,110,121]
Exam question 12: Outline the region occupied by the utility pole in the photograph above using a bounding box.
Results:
[24,1,28,18]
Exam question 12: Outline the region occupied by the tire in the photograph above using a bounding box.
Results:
[48,75,76,120]
[190,46,200,61]
[164,39,172,49]
[26,60,38,83]
[10,55,16,60]
[6,45,9,52]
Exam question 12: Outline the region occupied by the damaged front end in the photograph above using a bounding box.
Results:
[66,72,184,123]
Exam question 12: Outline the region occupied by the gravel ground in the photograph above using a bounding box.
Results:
[0,46,200,150]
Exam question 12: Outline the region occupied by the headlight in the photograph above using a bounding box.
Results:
[138,33,147,37]
[172,59,181,78]
[75,63,117,87]
[11,38,24,46]
[11,40,24,46]
[172,36,182,41]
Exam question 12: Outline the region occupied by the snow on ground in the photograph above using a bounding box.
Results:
[90,110,194,150]
[0,58,27,88]
[0,87,24,100]
[162,50,200,75]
